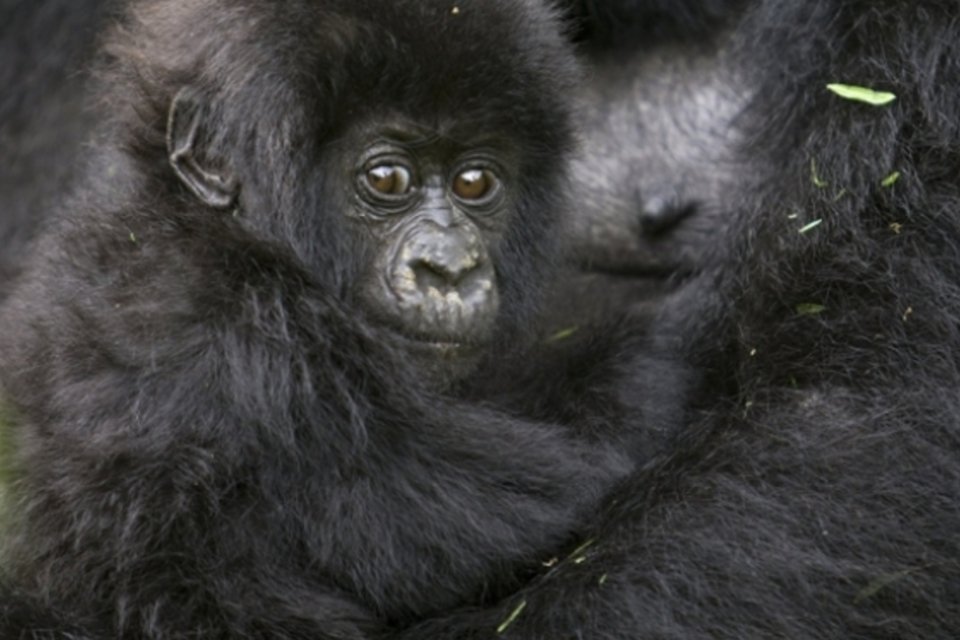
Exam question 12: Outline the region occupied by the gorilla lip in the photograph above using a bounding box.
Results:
[386,326,479,354]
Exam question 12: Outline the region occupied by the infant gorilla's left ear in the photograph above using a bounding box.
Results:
[166,87,239,209]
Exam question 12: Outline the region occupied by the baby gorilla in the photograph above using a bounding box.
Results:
[0,1,634,637]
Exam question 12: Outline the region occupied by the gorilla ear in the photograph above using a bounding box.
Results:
[166,88,239,209]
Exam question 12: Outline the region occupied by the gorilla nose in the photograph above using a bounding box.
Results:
[387,226,498,339]
[404,228,487,294]
[411,249,479,290]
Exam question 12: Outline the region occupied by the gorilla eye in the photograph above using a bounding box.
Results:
[365,164,413,196]
[453,168,498,201]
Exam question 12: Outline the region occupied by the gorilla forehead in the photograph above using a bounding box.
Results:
[138,0,577,113]
[309,0,578,149]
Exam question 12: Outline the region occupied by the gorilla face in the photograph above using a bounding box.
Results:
[345,125,517,379]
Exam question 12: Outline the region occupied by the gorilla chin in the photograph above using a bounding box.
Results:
[372,290,498,385]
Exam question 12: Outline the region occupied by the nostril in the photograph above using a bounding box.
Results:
[412,259,458,290]
[639,193,697,236]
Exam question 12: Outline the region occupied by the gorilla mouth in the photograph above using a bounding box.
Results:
[379,324,485,359]
[376,325,488,386]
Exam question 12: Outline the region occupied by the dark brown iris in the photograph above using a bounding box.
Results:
[453,168,496,201]
[366,165,412,195]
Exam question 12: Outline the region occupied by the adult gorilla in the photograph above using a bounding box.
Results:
[398,0,960,637]
[0,1,642,637]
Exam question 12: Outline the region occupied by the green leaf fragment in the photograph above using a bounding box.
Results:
[497,600,527,635]
[881,171,901,187]
[796,303,826,315]
[546,326,578,343]
[826,83,896,106]
[855,567,923,604]
[810,159,828,188]
[798,219,823,234]
[598,573,609,585]
[568,538,595,558]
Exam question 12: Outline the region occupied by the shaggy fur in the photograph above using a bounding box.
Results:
[392,1,960,637]
[5,0,960,638]
[0,1,639,637]
[0,0,111,300]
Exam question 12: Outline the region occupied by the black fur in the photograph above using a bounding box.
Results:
[566,0,744,47]
[6,0,960,638]
[393,1,960,637]
[0,1,639,638]
[0,0,113,300]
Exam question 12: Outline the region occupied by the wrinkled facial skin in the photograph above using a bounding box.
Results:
[347,128,514,381]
